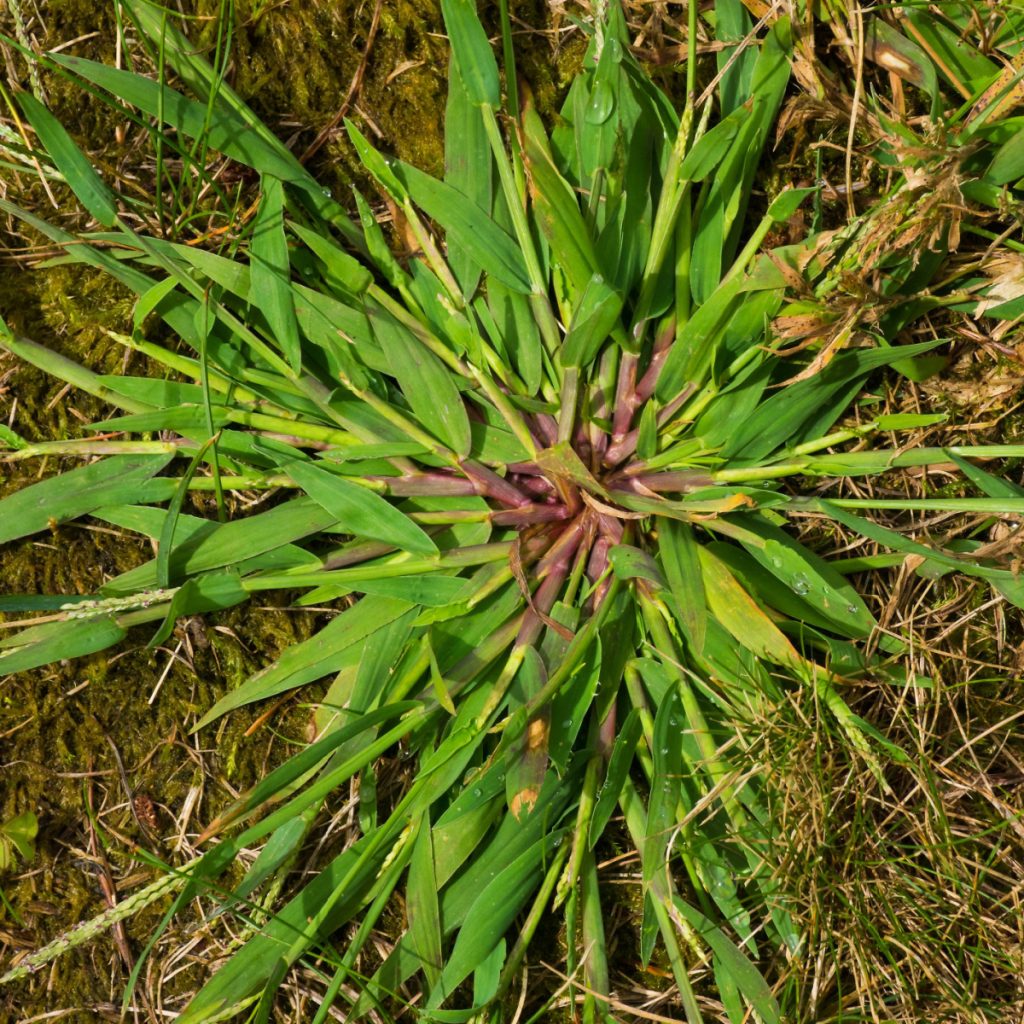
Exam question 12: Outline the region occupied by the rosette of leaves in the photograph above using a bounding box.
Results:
[2,1,1024,1021]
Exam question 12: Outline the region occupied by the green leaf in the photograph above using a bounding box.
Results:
[698,546,799,665]
[251,176,303,372]
[104,497,336,594]
[440,0,500,108]
[0,812,38,869]
[157,436,218,589]
[944,450,1024,499]
[659,519,707,653]
[133,276,180,330]
[50,52,319,197]
[607,545,666,586]
[679,107,748,181]
[367,301,472,456]
[289,220,373,296]
[722,340,946,461]
[1,616,127,677]
[731,516,876,638]
[407,818,445,988]
[672,898,781,1024]
[766,186,815,221]
[286,459,437,555]
[0,454,172,546]
[988,127,1024,184]
[522,107,598,297]
[561,273,624,367]
[589,708,643,848]
[445,53,492,294]
[428,828,566,1006]
[193,596,413,728]
[16,91,118,228]
[148,572,249,648]
[394,160,531,294]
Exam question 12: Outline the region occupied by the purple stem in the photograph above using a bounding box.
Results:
[322,539,395,570]
[374,474,478,497]
[634,320,675,405]
[515,475,557,499]
[530,413,559,449]
[534,514,587,580]
[491,503,572,527]
[515,562,569,648]
[597,513,624,547]
[462,461,530,508]
[603,385,696,469]
[616,470,715,494]
[612,352,639,440]
[586,536,612,611]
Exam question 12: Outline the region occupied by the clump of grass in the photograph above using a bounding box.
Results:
[2,0,1024,1020]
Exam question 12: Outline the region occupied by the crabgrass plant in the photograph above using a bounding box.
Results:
[2,0,1024,1020]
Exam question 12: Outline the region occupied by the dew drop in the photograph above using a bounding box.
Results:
[562,719,573,728]
[660,747,669,755]
[792,573,810,596]
[473,788,482,797]
[846,604,858,615]
[586,81,615,124]
[321,187,333,198]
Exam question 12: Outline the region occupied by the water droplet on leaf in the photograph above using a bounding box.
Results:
[586,81,615,124]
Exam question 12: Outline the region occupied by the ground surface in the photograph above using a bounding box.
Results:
[2,1,1024,1022]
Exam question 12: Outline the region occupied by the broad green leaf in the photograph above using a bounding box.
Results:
[428,828,567,1006]
[251,176,302,372]
[407,818,445,988]
[445,54,492,294]
[104,497,335,594]
[0,812,38,869]
[721,340,946,462]
[589,708,643,848]
[16,91,118,227]
[505,648,549,819]
[659,519,707,653]
[698,546,800,665]
[394,160,531,294]
[730,516,876,638]
[678,106,748,181]
[289,220,373,296]
[988,128,1024,184]
[286,459,437,555]
[193,596,412,728]
[367,301,472,456]
[522,107,598,297]
[607,545,666,586]
[134,276,180,330]
[0,615,127,676]
[440,0,500,108]
[561,273,624,367]
[0,454,172,545]
[484,282,543,393]
[673,897,781,1024]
